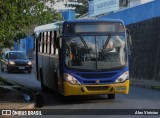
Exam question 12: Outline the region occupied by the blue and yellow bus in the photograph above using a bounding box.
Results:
[34,19,131,99]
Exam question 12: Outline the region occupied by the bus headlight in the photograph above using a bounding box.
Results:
[9,61,15,65]
[115,71,129,83]
[64,73,81,85]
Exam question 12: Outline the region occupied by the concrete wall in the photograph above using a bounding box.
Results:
[99,0,160,80]
[128,17,160,80]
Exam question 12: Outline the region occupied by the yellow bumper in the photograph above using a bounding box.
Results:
[63,80,130,96]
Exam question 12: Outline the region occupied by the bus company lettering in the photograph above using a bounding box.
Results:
[11,110,42,116]
[28,111,42,115]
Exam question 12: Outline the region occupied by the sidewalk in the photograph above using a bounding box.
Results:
[0,78,36,109]
[0,102,35,109]
[130,78,160,90]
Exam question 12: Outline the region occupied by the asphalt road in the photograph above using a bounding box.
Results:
[0,70,41,91]
[1,70,160,118]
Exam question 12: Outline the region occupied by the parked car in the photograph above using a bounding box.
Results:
[0,51,32,73]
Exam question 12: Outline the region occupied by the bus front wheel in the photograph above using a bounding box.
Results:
[108,94,115,99]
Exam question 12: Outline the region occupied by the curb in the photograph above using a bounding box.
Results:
[0,77,37,109]
[130,83,151,89]
[19,103,35,109]
[130,80,160,91]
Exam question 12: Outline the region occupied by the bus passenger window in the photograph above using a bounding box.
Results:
[42,32,45,53]
[49,31,52,54]
[47,32,50,54]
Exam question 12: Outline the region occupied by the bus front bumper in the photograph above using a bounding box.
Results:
[63,80,130,96]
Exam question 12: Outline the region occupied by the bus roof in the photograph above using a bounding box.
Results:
[64,18,124,24]
[34,21,63,33]
[34,19,124,33]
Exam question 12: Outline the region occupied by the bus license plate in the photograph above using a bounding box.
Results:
[19,67,25,69]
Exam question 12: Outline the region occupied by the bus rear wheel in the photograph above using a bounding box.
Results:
[108,94,115,99]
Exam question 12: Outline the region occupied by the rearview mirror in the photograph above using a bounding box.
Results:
[126,29,132,55]
[126,29,132,46]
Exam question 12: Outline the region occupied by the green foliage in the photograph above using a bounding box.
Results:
[151,86,160,91]
[13,32,27,42]
[69,0,88,18]
[0,77,5,82]
[0,0,63,46]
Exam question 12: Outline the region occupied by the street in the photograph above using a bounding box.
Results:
[0,70,41,91]
[1,70,160,118]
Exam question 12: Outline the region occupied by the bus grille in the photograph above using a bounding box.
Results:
[86,86,109,91]
[83,80,112,84]
[78,73,117,79]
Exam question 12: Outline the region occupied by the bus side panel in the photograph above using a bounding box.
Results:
[42,54,51,88]
[49,55,59,90]
[33,53,43,81]
[42,54,59,90]
[38,53,43,80]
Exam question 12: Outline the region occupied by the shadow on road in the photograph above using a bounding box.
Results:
[40,90,117,107]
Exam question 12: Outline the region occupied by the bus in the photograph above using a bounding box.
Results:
[34,19,131,99]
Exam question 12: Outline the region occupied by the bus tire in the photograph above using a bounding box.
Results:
[108,94,115,99]
[39,68,48,92]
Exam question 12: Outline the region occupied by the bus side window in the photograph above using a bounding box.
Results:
[44,32,48,54]
[38,33,42,52]
[51,31,54,55]
[49,31,52,54]
[47,31,50,54]
[54,31,58,55]
[55,38,59,55]
[42,32,45,53]
[57,30,62,49]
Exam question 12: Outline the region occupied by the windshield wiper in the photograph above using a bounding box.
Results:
[79,35,88,49]
[102,34,111,52]
[103,34,111,49]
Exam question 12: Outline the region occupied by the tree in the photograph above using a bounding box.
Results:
[68,0,88,18]
[0,0,63,47]
[75,0,88,17]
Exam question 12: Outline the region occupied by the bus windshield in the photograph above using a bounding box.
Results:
[65,33,127,70]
